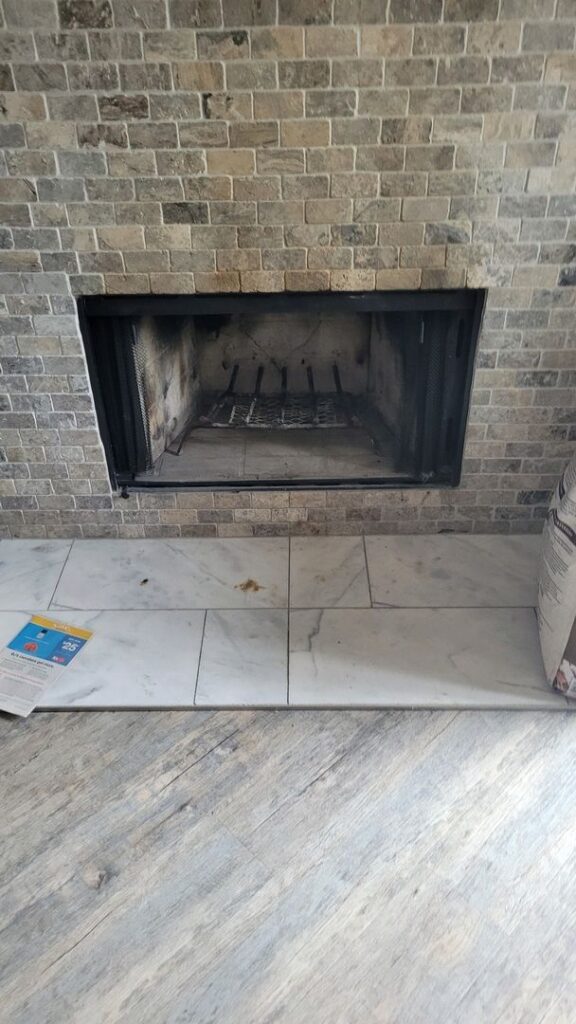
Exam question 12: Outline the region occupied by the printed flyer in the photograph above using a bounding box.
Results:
[0,616,92,717]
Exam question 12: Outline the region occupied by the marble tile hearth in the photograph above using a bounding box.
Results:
[0,534,570,712]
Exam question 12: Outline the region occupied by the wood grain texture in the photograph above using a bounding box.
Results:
[1,708,576,1024]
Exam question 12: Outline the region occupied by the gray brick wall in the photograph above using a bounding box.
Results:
[0,0,575,538]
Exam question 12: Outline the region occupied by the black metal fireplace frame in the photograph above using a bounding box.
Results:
[78,289,486,493]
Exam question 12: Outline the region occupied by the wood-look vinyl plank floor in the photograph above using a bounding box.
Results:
[1,708,576,1024]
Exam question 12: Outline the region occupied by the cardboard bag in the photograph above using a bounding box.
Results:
[538,455,576,697]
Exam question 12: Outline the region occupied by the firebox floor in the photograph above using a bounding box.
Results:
[0,534,571,712]
[137,426,399,484]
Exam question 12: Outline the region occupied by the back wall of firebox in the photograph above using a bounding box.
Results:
[0,0,574,538]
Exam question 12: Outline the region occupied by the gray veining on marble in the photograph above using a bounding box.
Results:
[288,607,568,709]
[290,537,370,608]
[365,535,541,608]
[0,540,72,610]
[196,609,288,706]
[51,538,289,610]
[36,610,205,708]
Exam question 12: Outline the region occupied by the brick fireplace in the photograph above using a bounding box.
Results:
[0,0,574,538]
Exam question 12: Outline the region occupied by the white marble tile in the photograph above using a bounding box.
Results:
[28,610,205,708]
[290,537,370,608]
[51,538,289,610]
[365,534,541,608]
[196,609,288,706]
[289,607,570,709]
[0,540,72,610]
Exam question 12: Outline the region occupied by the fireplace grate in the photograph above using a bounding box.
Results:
[197,362,357,430]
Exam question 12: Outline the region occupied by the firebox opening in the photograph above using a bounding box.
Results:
[81,290,484,491]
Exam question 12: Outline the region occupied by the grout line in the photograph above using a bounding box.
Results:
[362,533,375,608]
[30,604,539,613]
[287,538,291,705]
[193,609,208,706]
[47,539,75,609]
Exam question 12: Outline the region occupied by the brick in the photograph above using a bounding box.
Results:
[354,198,401,222]
[306,27,357,58]
[184,177,231,200]
[469,23,522,55]
[462,86,513,113]
[58,1,113,28]
[331,118,380,146]
[210,201,256,225]
[379,172,427,196]
[226,62,277,90]
[385,58,436,87]
[150,272,194,293]
[202,92,252,121]
[285,270,330,291]
[445,0,499,20]
[197,30,249,60]
[514,85,566,110]
[67,61,119,90]
[353,246,397,269]
[281,120,330,147]
[332,59,382,88]
[283,175,329,199]
[162,202,209,224]
[251,27,303,59]
[381,117,431,145]
[112,0,167,27]
[545,55,576,84]
[329,174,377,200]
[78,124,128,149]
[157,152,206,176]
[143,30,197,59]
[491,56,544,83]
[119,63,172,91]
[194,271,240,293]
[305,91,356,118]
[505,142,557,168]
[409,88,460,114]
[308,246,352,269]
[402,197,450,221]
[150,94,202,120]
[413,25,465,54]
[240,271,284,292]
[222,0,276,25]
[375,268,422,289]
[13,62,67,91]
[331,224,377,246]
[305,199,352,223]
[258,200,303,224]
[217,248,260,270]
[438,57,489,84]
[360,26,412,58]
[330,269,375,290]
[128,123,178,148]
[355,147,404,172]
[206,149,255,175]
[522,22,576,53]
[168,0,221,27]
[173,61,224,90]
[307,147,354,172]
[278,0,331,24]
[103,273,150,294]
[229,122,279,148]
[406,146,455,171]
[254,91,304,120]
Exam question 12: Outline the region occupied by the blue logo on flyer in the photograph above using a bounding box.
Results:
[8,621,88,665]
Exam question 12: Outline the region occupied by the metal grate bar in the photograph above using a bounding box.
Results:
[196,362,359,430]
